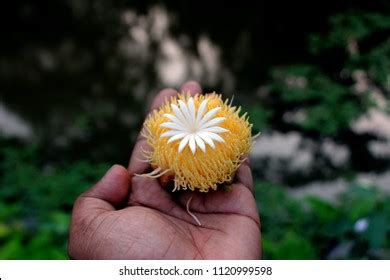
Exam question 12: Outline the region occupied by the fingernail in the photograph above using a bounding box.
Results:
[103,164,120,178]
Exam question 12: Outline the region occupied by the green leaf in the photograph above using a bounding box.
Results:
[306,196,339,223]
[263,231,316,259]
[363,214,387,249]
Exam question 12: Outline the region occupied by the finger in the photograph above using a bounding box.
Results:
[179,80,202,95]
[235,158,254,193]
[77,165,132,211]
[68,165,130,259]
[147,88,178,115]
[128,88,178,175]
[129,175,177,211]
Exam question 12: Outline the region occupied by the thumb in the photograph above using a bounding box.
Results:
[79,164,132,211]
[69,165,131,259]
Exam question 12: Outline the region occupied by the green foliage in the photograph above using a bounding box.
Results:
[265,12,390,137]
[309,13,390,54]
[363,39,390,91]
[263,231,316,260]
[257,181,390,259]
[0,145,109,259]
[246,104,272,133]
[270,65,362,135]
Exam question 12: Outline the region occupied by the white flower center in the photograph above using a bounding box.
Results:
[160,97,229,154]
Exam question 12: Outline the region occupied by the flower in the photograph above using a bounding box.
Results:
[141,92,253,192]
[354,218,369,233]
[160,97,229,154]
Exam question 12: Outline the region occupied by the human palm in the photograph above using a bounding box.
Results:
[68,81,261,259]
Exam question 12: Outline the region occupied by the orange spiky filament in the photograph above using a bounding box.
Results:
[141,92,252,192]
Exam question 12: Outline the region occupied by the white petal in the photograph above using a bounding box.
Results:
[171,104,191,127]
[196,100,208,123]
[194,135,206,152]
[200,117,226,129]
[178,135,190,153]
[200,131,225,143]
[167,132,188,143]
[160,122,185,130]
[163,113,187,127]
[178,100,192,123]
[188,97,196,120]
[198,107,221,127]
[198,132,215,149]
[189,135,196,154]
[201,126,229,133]
[161,130,183,137]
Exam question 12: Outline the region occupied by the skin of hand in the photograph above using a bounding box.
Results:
[68,81,261,259]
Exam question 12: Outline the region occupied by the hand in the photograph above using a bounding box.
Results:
[68,81,261,259]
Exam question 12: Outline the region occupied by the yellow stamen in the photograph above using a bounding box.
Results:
[142,92,253,192]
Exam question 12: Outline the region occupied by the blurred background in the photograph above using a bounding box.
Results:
[1,0,390,259]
